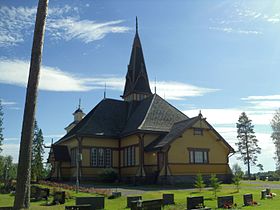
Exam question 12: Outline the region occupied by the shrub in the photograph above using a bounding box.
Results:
[99,168,118,183]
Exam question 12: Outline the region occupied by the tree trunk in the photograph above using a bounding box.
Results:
[245,133,251,178]
[13,0,48,209]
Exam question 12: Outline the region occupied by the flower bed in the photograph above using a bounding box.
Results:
[39,180,112,196]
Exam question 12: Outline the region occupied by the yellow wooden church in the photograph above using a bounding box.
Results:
[48,19,234,184]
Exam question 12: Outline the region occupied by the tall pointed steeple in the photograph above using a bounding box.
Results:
[122,17,152,101]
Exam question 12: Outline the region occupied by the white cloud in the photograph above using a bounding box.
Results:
[48,18,129,43]
[156,81,218,100]
[0,59,216,99]
[0,99,17,106]
[0,59,91,91]
[0,5,129,47]
[242,95,280,100]
[2,144,20,163]
[246,101,280,110]
[209,27,262,35]
[184,108,273,125]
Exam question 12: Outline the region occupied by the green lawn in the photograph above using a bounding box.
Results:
[1,181,280,209]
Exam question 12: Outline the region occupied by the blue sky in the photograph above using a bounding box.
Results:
[0,0,279,172]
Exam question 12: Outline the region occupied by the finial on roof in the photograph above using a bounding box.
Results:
[154,77,157,94]
[104,83,107,99]
[199,110,202,118]
[136,16,138,33]
[78,98,81,109]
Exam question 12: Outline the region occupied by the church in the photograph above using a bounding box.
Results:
[48,19,234,184]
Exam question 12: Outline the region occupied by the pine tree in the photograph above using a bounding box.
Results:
[210,174,221,198]
[236,112,261,178]
[14,0,49,208]
[0,99,4,153]
[31,121,44,181]
[271,109,280,170]
[194,174,205,192]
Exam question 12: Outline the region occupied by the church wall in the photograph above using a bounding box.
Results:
[82,137,119,148]
[192,121,211,129]
[168,164,231,175]
[60,138,78,149]
[144,152,157,166]
[120,167,138,176]
[143,134,159,146]
[120,135,139,147]
[168,127,230,176]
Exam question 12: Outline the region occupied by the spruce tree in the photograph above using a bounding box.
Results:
[194,174,205,192]
[31,121,44,181]
[0,99,4,153]
[271,109,280,170]
[236,112,261,178]
[210,174,221,198]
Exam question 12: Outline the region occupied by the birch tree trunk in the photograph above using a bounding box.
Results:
[13,0,48,209]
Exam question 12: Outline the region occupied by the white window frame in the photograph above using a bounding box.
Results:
[91,147,112,168]
[189,149,208,164]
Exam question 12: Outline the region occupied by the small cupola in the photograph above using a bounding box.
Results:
[65,99,85,133]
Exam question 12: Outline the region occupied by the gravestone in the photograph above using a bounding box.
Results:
[217,196,233,208]
[261,190,266,199]
[243,194,253,206]
[142,199,162,210]
[130,199,162,210]
[53,191,66,204]
[76,196,104,210]
[30,185,40,200]
[162,193,175,205]
[65,205,91,210]
[127,196,142,208]
[186,196,204,210]
[40,188,50,200]
[112,191,121,198]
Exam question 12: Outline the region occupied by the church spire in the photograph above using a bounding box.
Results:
[122,17,152,101]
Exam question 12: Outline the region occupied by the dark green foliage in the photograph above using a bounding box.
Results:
[236,112,261,178]
[271,109,280,170]
[194,173,205,192]
[0,99,3,153]
[99,168,118,183]
[31,120,45,181]
[210,174,221,198]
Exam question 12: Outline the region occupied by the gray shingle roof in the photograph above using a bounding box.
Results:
[56,94,188,143]
[147,115,234,152]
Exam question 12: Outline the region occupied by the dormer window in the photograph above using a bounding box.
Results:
[194,128,203,136]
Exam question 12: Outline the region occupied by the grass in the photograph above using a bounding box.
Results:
[1,180,280,209]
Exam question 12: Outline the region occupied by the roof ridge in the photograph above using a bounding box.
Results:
[137,94,156,129]
[154,94,189,119]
